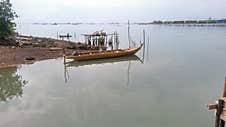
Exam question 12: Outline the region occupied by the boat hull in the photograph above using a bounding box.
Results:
[65,44,143,61]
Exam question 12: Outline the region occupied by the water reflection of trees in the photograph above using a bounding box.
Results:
[0,67,28,102]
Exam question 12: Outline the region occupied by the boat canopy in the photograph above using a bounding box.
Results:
[81,30,119,50]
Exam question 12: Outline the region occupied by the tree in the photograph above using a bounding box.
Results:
[0,0,17,38]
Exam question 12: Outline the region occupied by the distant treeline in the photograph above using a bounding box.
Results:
[137,18,226,25]
[32,18,226,26]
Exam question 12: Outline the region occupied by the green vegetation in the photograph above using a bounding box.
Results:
[0,0,17,38]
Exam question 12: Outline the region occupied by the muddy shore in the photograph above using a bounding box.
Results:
[0,46,72,68]
[0,35,91,68]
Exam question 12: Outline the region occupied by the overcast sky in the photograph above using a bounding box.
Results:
[11,0,226,23]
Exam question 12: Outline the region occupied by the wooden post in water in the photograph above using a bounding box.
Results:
[220,77,226,127]
[221,119,225,127]
[215,99,224,127]
[222,77,226,97]
[143,29,146,46]
[208,78,226,127]
[142,29,146,62]
[63,55,66,64]
[128,20,131,48]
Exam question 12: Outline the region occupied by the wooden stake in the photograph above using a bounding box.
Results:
[63,55,66,64]
[143,29,146,45]
[142,29,146,62]
[208,104,218,110]
[220,119,225,127]
[128,20,131,48]
[208,78,226,127]
[221,77,226,127]
[215,99,224,127]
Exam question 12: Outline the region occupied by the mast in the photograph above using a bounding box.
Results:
[128,20,131,48]
[143,29,146,62]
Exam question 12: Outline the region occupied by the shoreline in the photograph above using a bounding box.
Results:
[0,64,18,69]
[0,35,90,69]
[0,56,64,69]
[0,46,71,69]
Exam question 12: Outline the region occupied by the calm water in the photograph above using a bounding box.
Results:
[1,24,226,127]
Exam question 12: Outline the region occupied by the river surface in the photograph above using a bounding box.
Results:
[1,24,226,127]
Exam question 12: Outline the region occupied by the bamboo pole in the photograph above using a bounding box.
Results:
[128,20,131,48]
[222,77,226,97]
[63,55,66,64]
[142,29,146,62]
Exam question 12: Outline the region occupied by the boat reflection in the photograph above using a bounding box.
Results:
[0,67,28,102]
[63,55,143,83]
[64,55,143,68]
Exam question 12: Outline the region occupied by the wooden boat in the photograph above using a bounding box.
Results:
[64,43,143,61]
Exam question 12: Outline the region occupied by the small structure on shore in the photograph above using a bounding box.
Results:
[58,33,72,41]
[82,30,119,50]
